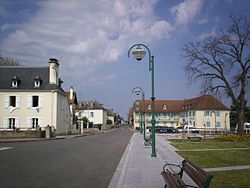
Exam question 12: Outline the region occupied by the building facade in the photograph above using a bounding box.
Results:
[76,100,108,130]
[0,58,71,135]
[131,95,230,132]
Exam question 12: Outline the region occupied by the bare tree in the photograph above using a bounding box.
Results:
[182,15,250,134]
[0,55,20,66]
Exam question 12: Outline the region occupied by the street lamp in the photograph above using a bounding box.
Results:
[128,44,156,157]
[132,87,146,140]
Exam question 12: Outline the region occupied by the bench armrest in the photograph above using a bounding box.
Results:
[163,163,183,176]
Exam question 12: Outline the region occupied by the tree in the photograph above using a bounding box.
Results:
[182,15,250,134]
[0,55,20,66]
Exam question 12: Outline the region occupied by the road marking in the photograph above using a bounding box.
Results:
[0,147,14,151]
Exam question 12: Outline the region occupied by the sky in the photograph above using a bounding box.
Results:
[1,0,250,119]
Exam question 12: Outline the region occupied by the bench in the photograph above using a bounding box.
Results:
[187,136,202,141]
[161,159,213,188]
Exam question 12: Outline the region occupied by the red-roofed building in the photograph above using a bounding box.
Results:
[130,95,230,132]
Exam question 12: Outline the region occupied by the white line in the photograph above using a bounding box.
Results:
[0,147,14,151]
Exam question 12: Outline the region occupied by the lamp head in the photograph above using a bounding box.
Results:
[132,45,146,61]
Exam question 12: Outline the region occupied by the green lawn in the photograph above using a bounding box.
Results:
[210,170,250,188]
[176,150,250,168]
[171,140,250,150]
[169,140,250,187]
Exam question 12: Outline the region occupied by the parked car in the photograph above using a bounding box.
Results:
[155,126,179,133]
[183,125,200,133]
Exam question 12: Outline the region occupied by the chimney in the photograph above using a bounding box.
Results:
[49,58,59,85]
[70,86,74,100]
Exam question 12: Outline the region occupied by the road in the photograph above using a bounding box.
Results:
[0,126,133,188]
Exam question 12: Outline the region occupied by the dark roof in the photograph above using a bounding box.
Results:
[0,66,60,90]
[77,100,106,110]
[132,95,229,113]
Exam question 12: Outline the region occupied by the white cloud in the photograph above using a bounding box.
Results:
[171,0,203,26]
[0,0,173,83]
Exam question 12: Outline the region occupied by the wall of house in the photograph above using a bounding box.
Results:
[0,91,70,135]
[77,109,106,125]
[56,92,71,135]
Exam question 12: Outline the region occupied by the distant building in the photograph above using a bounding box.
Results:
[65,86,78,134]
[76,100,107,130]
[131,95,230,132]
[0,58,71,135]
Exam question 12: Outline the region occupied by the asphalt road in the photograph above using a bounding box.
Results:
[0,126,133,188]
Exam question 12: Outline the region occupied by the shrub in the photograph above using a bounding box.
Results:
[215,134,250,142]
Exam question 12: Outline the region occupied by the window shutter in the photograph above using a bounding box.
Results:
[16,118,20,128]
[39,118,43,127]
[16,96,21,108]
[39,95,43,108]
[4,96,9,108]
[3,118,8,128]
[27,96,32,108]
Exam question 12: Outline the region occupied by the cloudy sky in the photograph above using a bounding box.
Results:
[1,0,250,118]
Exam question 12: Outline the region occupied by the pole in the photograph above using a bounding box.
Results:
[142,92,146,140]
[151,56,156,157]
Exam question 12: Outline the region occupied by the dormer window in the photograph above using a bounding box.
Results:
[147,104,151,110]
[163,104,167,110]
[34,76,42,88]
[11,76,20,88]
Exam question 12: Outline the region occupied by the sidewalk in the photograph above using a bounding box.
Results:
[0,130,102,143]
[108,132,195,188]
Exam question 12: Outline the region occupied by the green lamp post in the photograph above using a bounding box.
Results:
[132,87,146,140]
[128,44,156,157]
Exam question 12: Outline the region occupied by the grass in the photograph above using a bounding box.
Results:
[169,140,250,187]
[210,170,250,188]
[171,140,250,150]
[176,150,250,168]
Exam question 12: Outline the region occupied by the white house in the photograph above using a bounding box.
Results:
[0,58,71,135]
[76,100,107,130]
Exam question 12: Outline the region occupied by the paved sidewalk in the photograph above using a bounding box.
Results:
[108,132,195,188]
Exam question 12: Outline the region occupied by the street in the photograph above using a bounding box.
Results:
[0,126,133,188]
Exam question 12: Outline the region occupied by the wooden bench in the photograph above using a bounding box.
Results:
[161,159,213,188]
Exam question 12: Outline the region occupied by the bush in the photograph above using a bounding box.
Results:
[215,134,250,142]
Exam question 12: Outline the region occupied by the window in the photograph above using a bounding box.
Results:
[8,118,15,129]
[206,121,211,127]
[90,112,94,117]
[12,80,18,87]
[34,80,40,88]
[32,96,39,107]
[216,111,220,117]
[9,96,16,107]
[204,111,211,117]
[216,122,221,127]
[11,76,20,88]
[162,105,167,110]
[32,118,39,128]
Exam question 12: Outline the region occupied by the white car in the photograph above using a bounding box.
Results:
[183,125,200,133]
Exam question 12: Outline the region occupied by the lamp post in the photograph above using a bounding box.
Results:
[128,44,156,157]
[132,87,146,140]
